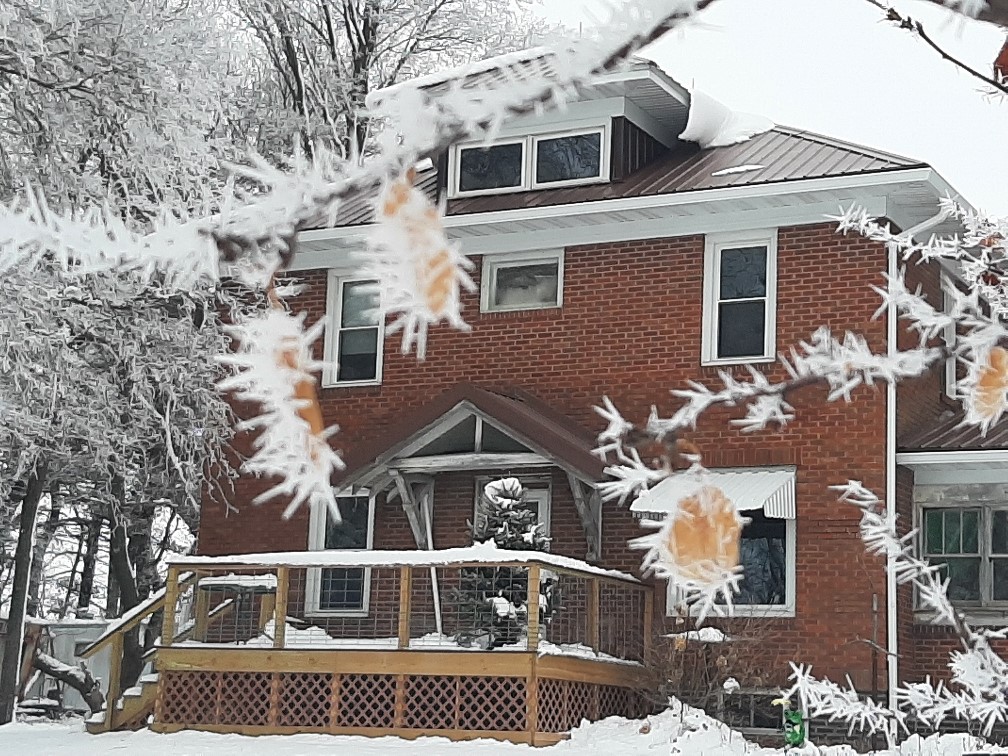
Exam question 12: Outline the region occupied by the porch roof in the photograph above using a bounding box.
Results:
[336,383,606,489]
[900,409,1008,452]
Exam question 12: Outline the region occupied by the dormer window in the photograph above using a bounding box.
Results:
[532,128,604,187]
[450,125,609,198]
[457,140,525,194]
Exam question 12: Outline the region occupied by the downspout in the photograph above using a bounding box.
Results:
[885,208,951,712]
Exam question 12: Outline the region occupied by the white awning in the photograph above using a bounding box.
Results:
[629,466,797,520]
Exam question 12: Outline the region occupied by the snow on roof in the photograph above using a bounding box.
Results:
[172,542,640,583]
[679,89,773,149]
[642,0,1008,214]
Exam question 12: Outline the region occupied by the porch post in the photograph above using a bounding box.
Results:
[527,564,540,652]
[161,566,181,647]
[273,567,289,649]
[587,578,600,651]
[398,566,412,649]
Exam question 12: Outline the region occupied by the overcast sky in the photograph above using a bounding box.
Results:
[533,0,1008,215]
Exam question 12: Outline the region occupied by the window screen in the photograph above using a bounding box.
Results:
[534,131,603,184]
[715,246,769,359]
[336,280,380,382]
[458,142,524,192]
[488,260,560,310]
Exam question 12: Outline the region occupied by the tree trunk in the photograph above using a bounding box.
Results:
[27,492,62,617]
[108,480,143,690]
[0,465,47,725]
[32,651,104,714]
[76,511,102,616]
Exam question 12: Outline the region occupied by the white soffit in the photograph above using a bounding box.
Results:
[630,466,797,519]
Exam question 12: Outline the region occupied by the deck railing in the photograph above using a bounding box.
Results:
[150,549,654,744]
[160,549,654,665]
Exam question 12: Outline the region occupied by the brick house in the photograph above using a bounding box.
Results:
[178,55,986,738]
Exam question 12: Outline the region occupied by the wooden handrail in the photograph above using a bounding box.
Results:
[79,571,197,659]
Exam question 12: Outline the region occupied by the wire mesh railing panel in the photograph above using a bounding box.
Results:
[541,571,589,651]
[412,565,533,651]
[457,676,527,731]
[277,672,334,728]
[598,581,646,662]
[286,566,401,646]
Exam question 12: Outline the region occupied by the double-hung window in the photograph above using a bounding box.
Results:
[324,273,383,386]
[307,494,375,616]
[702,231,777,364]
[481,251,563,312]
[474,478,551,541]
[920,505,1008,608]
[450,126,608,197]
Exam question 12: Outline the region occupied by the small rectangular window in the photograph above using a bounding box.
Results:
[309,494,374,615]
[457,141,525,193]
[702,232,777,364]
[922,506,983,603]
[325,275,383,386]
[533,130,604,186]
[481,252,562,312]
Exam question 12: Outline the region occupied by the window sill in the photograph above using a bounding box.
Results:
[321,379,382,390]
[701,356,776,368]
[480,304,562,315]
[304,608,370,619]
[678,605,795,620]
[914,609,1008,627]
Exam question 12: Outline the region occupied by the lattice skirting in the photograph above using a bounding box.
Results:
[154,670,645,739]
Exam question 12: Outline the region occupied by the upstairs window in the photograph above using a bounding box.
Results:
[324,274,384,386]
[532,129,604,187]
[450,126,608,197]
[481,251,563,312]
[457,141,525,194]
[702,231,777,364]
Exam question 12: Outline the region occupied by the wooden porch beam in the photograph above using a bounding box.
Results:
[391,471,427,549]
[391,452,549,473]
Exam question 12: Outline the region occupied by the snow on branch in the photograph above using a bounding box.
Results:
[216,307,343,520]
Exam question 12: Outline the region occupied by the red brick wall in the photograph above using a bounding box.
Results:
[896,257,955,443]
[201,222,896,686]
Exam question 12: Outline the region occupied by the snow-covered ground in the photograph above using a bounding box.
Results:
[1,702,1003,756]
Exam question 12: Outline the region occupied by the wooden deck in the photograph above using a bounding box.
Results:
[85,550,655,745]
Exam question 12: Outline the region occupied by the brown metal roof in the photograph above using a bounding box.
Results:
[445,127,922,216]
[319,127,922,231]
[336,383,606,485]
[900,410,1008,452]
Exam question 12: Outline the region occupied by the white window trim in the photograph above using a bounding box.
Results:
[530,126,609,191]
[480,249,564,313]
[322,271,384,388]
[668,515,796,618]
[701,229,778,366]
[305,491,376,618]
[914,502,1008,619]
[474,477,552,540]
[449,124,610,199]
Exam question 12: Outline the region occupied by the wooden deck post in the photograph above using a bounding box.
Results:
[192,572,209,643]
[161,566,181,647]
[643,586,654,664]
[105,632,123,729]
[398,567,412,649]
[527,565,540,653]
[273,568,289,649]
[587,578,600,651]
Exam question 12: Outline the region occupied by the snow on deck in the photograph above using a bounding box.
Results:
[182,619,640,665]
[172,543,639,583]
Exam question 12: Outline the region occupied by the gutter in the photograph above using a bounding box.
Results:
[884,208,952,713]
